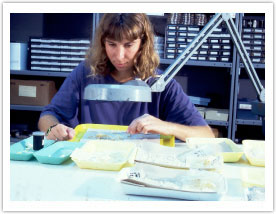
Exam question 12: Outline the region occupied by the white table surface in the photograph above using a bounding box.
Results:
[10,151,265,201]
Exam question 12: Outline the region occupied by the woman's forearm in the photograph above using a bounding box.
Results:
[167,122,215,142]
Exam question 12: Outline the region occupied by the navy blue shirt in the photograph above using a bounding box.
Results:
[40,61,207,128]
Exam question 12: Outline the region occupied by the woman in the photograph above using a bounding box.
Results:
[38,13,214,141]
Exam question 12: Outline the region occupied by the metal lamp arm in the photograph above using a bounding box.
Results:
[149,13,224,92]
[149,13,265,103]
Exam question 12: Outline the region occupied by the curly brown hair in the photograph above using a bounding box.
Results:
[86,13,160,80]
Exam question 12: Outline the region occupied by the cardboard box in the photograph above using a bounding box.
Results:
[10,79,57,106]
[10,43,28,70]
[205,108,229,121]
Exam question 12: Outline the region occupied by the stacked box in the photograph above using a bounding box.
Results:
[10,79,57,106]
[10,43,28,70]
[30,38,90,72]
[195,106,229,122]
[237,99,259,120]
[242,18,265,64]
[205,108,229,121]
[164,23,232,62]
[167,13,209,26]
[208,27,232,62]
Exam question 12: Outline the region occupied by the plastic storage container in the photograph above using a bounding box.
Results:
[186,137,244,162]
[242,140,265,167]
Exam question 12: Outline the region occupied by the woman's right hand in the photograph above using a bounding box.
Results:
[46,124,75,141]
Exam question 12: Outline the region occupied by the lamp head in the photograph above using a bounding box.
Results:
[84,79,152,102]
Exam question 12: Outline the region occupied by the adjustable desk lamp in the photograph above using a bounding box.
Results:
[84,13,265,104]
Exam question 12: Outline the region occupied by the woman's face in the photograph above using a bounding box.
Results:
[105,37,141,74]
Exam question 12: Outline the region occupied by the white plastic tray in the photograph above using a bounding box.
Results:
[120,182,224,201]
[118,163,227,201]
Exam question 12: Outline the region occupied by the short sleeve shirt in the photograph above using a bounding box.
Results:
[40,61,207,128]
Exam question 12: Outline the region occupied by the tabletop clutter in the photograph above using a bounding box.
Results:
[10,124,265,201]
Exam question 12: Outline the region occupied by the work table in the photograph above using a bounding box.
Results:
[10,154,264,201]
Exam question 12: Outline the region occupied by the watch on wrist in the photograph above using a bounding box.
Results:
[45,124,58,137]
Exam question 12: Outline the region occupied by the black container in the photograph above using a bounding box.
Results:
[33,131,44,150]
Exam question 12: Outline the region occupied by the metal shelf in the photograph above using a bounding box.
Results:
[231,13,265,140]
[160,58,232,67]
[11,105,44,111]
[206,120,228,126]
[10,70,70,77]
[240,63,265,69]
[147,14,167,18]
[236,118,262,126]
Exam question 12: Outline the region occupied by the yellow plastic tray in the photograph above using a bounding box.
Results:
[242,140,265,167]
[70,140,137,171]
[185,137,244,163]
[70,124,175,147]
[241,167,265,187]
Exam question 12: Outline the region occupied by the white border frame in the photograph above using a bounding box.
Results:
[3,2,274,212]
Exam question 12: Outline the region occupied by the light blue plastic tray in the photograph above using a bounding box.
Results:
[10,137,34,161]
[33,141,84,165]
[10,137,55,161]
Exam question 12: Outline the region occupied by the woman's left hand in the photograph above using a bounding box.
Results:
[127,113,215,141]
[127,114,171,135]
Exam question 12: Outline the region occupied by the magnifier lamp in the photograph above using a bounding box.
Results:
[84,13,265,103]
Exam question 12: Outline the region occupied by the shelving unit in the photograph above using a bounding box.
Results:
[230,13,265,143]
[11,70,70,77]
[10,105,44,111]
[10,13,265,142]
[156,13,241,140]
[160,58,232,67]
[10,13,94,138]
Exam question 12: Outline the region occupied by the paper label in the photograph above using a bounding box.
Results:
[239,103,252,110]
[19,85,36,97]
